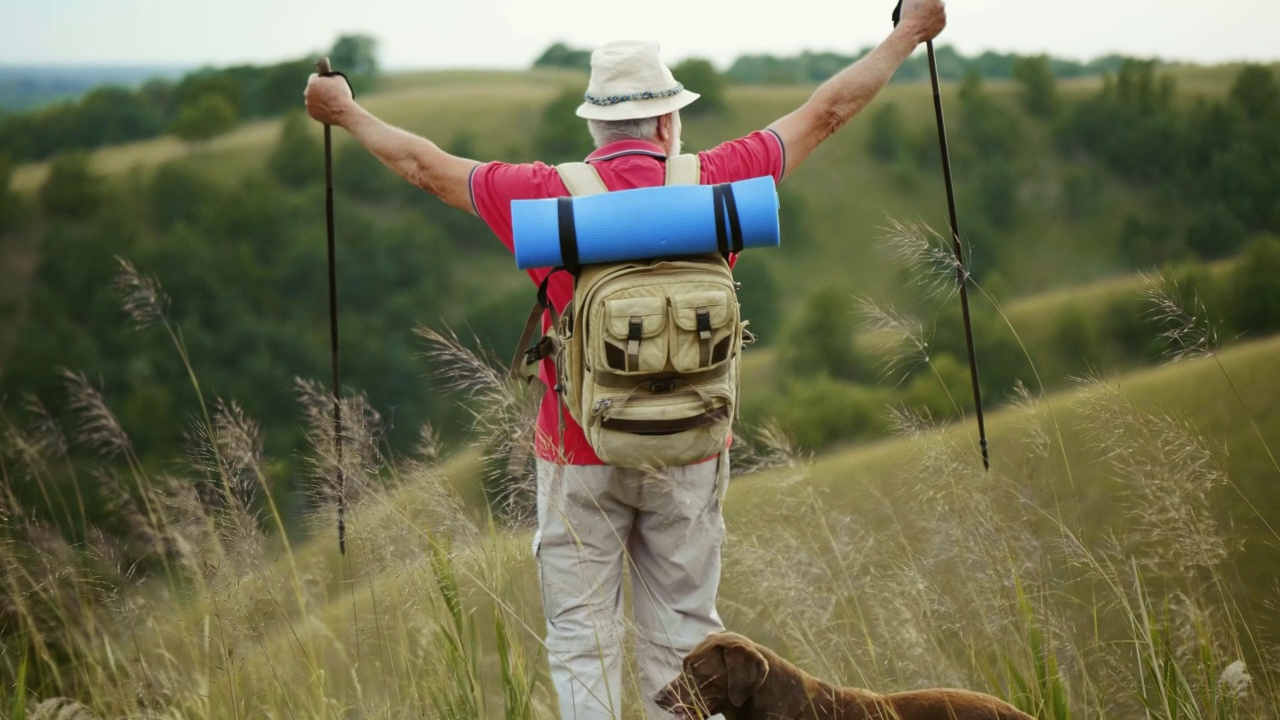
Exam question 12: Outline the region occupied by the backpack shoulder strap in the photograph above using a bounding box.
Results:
[556,162,609,196]
[665,154,701,186]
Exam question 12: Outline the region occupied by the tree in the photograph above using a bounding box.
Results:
[730,254,779,346]
[1011,54,1059,118]
[1228,64,1279,122]
[867,102,905,162]
[533,42,591,70]
[169,93,238,143]
[779,285,873,382]
[671,58,726,116]
[38,152,102,219]
[1185,203,1246,259]
[329,34,380,93]
[1228,236,1280,336]
[0,154,14,228]
[970,158,1019,230]
[268,112,323,189]
[534,87,595,163]
[957,71,1020,161]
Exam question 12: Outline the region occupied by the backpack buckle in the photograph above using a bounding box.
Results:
[696,309,713,340]
[649,378,676,394]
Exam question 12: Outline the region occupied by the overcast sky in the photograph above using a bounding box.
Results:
[3,0,1277,70]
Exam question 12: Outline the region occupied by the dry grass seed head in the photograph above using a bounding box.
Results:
[855,298,932,387]
[1076,382,1233,576]
[728,420,808,477]
[113,256,169,330]
[882,217,965,302]
[62,370,132,460]
[295,377,386,508]
[1141,270,1219,362]
[414,324,540,523]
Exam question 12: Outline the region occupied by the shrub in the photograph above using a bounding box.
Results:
[773,375,890,449]
[672,58,727,117]
[533,87,595,164]
[268,112,323,189]
[1227,235,1280,336]
[779,285,875,383]
[38,152,102,219]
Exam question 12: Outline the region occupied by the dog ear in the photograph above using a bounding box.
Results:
[722,641,769,707]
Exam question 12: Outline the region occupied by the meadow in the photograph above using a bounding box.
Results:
[2,59,1279,718]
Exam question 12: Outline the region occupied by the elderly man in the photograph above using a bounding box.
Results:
[306,2,945,717]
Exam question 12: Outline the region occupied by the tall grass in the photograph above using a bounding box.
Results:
[2,243,1278,719]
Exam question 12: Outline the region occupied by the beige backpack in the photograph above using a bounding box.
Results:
[513,154,748,468]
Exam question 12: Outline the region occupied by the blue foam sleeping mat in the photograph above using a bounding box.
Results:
[511,175,780,270]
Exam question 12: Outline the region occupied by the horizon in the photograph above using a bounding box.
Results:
[4,0,1279,72]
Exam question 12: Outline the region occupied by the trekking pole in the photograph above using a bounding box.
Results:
[315,56,347,551]
[893,2,990,470]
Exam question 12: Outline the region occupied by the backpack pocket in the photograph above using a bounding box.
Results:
[600,296,669,374]
[671,290,737,373]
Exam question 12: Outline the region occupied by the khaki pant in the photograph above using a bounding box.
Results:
[534,456,728,719]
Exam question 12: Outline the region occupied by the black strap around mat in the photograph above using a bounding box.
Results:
[712,183,744,255]
[557,197,581,273]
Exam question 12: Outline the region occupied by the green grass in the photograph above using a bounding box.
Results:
[6,321,1278,717]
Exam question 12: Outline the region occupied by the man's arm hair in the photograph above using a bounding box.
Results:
[342,104,480,214]
[768,4,942,179]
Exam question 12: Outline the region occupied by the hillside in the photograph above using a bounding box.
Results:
[2,61,1280,466]
[2,61,1279,719]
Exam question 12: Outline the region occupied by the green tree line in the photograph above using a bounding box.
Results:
[534,41,1130,85]
[0,35,378,161]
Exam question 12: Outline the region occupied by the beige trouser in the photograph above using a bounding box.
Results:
[534,456,728,720]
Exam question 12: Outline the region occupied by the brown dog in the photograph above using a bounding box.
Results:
[655,632,1036,720]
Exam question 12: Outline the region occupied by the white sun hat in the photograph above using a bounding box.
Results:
[575,40,701,121]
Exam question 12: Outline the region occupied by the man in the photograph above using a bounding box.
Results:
[305,2,945,717]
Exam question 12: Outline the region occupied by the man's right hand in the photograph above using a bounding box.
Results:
[898,0,947,44]
[305,73,356,127]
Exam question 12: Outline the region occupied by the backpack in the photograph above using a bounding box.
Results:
[513,154,750,468]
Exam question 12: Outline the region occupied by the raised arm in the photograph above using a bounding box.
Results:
[768,0,946,179]
[304,74,480,214]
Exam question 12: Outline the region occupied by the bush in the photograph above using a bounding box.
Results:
[731,254,780,346]
[773,375,890,449]
[779,285,875,383]
[867,102,905,163]
[671,58,726,117]
[169,93,238,143]
[1185,203,1247,260]
[268,112,323,189]
[1050,303,1102,377]
[149,162,218,230]
[38,152,102,219]
[533,87,595,164]
[1011,54,1060,119]
[1227,236,1280,336]
[901,353,973,421]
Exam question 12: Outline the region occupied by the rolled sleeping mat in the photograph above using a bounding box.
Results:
[512,175,780,270]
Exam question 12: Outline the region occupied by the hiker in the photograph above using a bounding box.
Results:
[304,1,945,716]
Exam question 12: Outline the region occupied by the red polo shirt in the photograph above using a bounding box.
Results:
[470,129,786,464]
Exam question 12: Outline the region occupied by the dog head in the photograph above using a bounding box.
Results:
[655,632,770,718]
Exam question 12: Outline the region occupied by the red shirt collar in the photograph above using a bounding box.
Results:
[585,139,667,163]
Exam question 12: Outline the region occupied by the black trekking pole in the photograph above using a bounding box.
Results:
[892,2,990,470]
[315,57,348,551]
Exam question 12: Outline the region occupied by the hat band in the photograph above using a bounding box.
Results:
[583,83,685,107]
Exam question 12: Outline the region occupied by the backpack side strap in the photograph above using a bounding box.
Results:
[665,154,701,186]
[556,162,609,196]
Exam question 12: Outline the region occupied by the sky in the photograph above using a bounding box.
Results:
[2,0,1278,71]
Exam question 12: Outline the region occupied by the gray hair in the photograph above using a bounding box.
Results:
[586,116,660,148]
